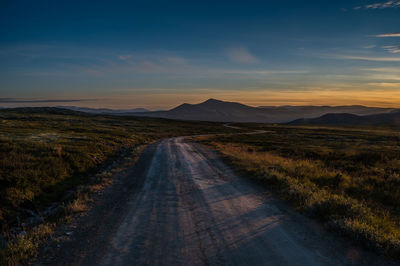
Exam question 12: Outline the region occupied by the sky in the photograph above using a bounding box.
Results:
[0,0,400,109]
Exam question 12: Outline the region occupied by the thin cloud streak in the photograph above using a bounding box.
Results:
[226,47,258,63]
[338,55,400,62]
[223,70,309,75]
[375,32,400,37]
[361,67,400,73]
[368,82,400,87]
[118,54,133,60]
[354,1,400,10]
[382,45,400,53]
[369,74,400,81]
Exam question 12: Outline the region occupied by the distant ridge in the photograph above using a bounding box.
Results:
[1,99,398,124]
[58,106,149,114]
[289,111,400,126]
[0,107,86,115]
[130,98,398,123]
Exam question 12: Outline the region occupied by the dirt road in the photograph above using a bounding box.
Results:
[44,137,390,265]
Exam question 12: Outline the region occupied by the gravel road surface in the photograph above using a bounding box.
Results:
[42,137,392,266]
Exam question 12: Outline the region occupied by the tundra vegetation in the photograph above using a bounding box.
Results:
[0,108,233,265]
[2,108,400,264]
[196,124,400,259]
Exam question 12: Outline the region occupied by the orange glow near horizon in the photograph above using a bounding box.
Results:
[3,88,400,110]
[73,87,400,109]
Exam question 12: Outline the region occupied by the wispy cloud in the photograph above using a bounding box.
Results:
[223,70,309,75]
[382,45,400,53]
[226,47,258,63]
[117,54,133,60]
[361,67,400,73]
[338,55,400,62]
[354,1,400,10]
[368,82,400,87]
[0,44,194,75]
[375,32,400,37]
[117,55,186,65]
[369,74,400,81]
[361,68,400,81]
[113,54,188,73]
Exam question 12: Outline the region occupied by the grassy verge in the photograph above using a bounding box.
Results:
[195,125,400,258]
[1,224,54,265]
[0,145,143,265]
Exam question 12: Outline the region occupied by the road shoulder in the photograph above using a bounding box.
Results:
[35,141,160,265]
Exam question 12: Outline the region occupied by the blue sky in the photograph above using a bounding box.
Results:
[1,0,399,109]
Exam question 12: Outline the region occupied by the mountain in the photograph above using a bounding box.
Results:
[289,111,400,126]
[58,106,149,114]
[258,105,395,117]
[130,99,398,123]
[130,99,280,122]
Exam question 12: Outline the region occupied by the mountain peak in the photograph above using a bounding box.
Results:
[203,98,223,104]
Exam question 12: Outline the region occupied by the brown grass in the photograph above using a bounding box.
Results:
[0,109,234,265]
[207,141,400,258]
[66,193,90,213]
[0,224,54,266]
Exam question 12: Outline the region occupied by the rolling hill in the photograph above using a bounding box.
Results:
[289,111,400,126]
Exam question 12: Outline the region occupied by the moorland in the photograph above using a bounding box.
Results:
[0,107,233,264]
[196,124,400,257]
[1,107,400,264]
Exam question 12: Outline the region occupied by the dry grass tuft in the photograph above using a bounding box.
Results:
[66,192,90,213]
[0,224,54,265]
